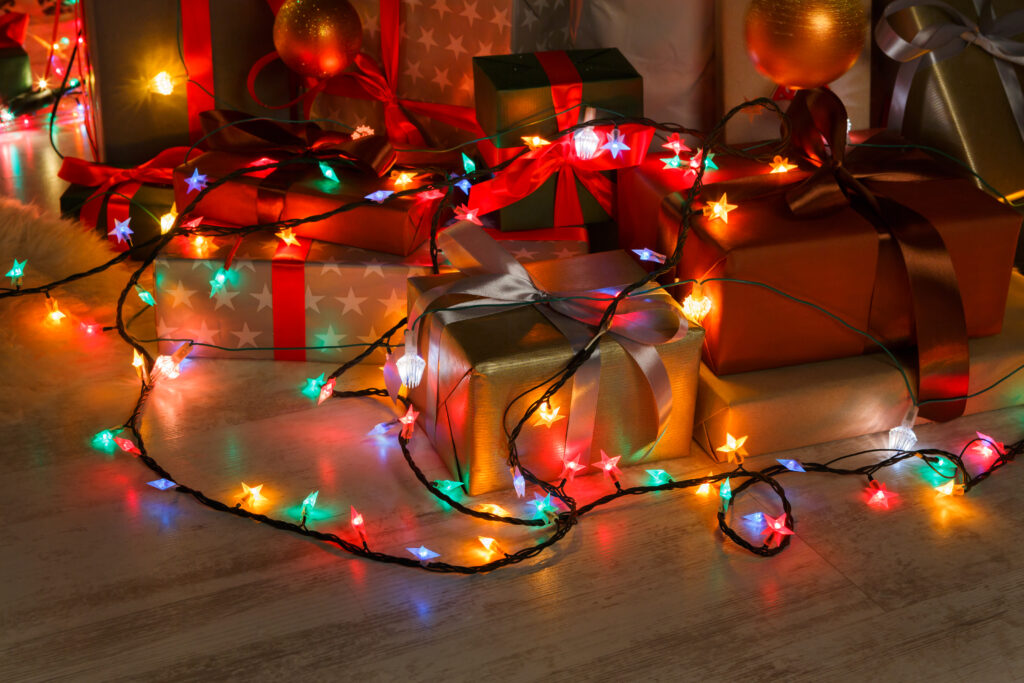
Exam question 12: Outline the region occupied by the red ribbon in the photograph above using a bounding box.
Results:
[271,238,312,361]
[58,148,194,249]
[180,0,215,143]
[252,0,483,146]
[469,123,653,227]
[0,12,28,49]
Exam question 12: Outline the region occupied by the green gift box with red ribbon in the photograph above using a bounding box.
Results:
[470,49,647,232]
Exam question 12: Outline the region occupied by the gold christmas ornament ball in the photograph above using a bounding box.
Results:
[744,0,867,89]
[273,0,363,79]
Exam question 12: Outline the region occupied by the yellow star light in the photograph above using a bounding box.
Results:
[702,194,737,223]
[477,503,511,517]
[275,228,301,247]
[695,472,714,496]
[935,480,965,496]
[159,208,177,234]
[716,433,749,463]
[392,171,416,188]
[240,482,267,507]
[46,298,66,323]
[521,135,551,151]
[533,401,565,427]
[769,155,797,174]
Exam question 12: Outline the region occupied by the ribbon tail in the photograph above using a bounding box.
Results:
[553,165,586,227]
[615,337,674,444]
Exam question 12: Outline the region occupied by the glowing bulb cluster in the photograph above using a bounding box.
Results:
[150,71,174,95]
[682,282,712,326]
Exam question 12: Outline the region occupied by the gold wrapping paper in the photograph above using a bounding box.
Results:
[695,272,1024,461]
[407,251,704,495]
[880,0,1024,199]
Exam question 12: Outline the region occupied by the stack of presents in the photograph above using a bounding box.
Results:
[54,0,1023,495]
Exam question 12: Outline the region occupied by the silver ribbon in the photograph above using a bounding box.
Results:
[876,0,1024,140]
[407,221,687,467]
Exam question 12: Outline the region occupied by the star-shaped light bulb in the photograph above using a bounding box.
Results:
[184,168,207,194]
[969,432,1004,460]
[646,469,672,486]
[239,482,267,508]
[209,268,229,297]
[131,349,149,382]
[396,353,426,388]
[682,282,712,325]
[762,513,794,543]
[558,456,587,483]
[351,125,374,139]
[114,436,141,455]
[695,472,713,496]
[454,204,482,225]
[689,149,718,172]
[407,546,440,562]
[433,480,465,493]
[777,459,805,472]
[150,71,174,95]
[317,377,336,405]
[92,429,117,452]
[573,126,601,160]
[0,108,14,124]
[866,481,896,509]
[601,128,631,159]
[417,188,444,201]
[159,210,177,234]
[351,506,367,544]
[134,285,155,306]
[398,405,419,439]
[511,466,526,498]
[935,480,965,496]
[147,479,176,490]
[529,492,559,519]
[275,228,300,247]
[392,171,416,188]
[318,161,340,183]
[46,298,65,324]
[365,190,394,203]
[631,248,666,264]
[109,217,133,244]
[7,258,26,283]
[477,503,511,516]
[521,135,551,151]
[191,235,210,254]
[719,477,733,511]
[301,490,319,515]
[478,536,503,557]
[769,155,797,174]
[533,401,564,427]
[702,194,737,223]
[37,77,49,91]
[661,155,684,170]
[455,178,472,194]
[716,433,748,463]
[461,152,476,174]
[596,450,622,481]
[662,133,691,155]
[304,372,327,397]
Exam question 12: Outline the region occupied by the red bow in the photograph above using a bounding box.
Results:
[0,12,28,49]
[469,123,653,227]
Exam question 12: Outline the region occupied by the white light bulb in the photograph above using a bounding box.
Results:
[573,127,600,160]
[888,405,919,452]
[396,354,426,388]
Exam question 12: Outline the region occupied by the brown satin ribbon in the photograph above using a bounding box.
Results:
[768,89,970,420]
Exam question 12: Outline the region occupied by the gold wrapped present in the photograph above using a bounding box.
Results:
[406,223,703,495]
[695,273,1024,461]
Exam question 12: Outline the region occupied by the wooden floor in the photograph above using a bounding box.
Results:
[3,121,1024,682]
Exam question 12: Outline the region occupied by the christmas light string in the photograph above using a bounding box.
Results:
[4,99,1022,571]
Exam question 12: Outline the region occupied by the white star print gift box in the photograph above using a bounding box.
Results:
[153,228,589,363]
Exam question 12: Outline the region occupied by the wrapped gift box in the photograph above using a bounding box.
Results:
[154,227,589,364]
[695,272,1024,461]
[717,0,872,144]
[619,144,1022,376]
[61,181,175,253]
[80,0,295,166]
[874,0,1024,199]
[171,142,449,256]
[311,0,571,150]
[407,230,702,495]
[0,12,31,104]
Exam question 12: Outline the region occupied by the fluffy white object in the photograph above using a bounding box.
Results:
[0,198,145,423]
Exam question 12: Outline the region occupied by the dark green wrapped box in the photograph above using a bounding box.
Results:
[473,48,643,148]
[61,183,175,257]
[0,45,31,103]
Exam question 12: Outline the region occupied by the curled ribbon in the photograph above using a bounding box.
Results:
[876,0,1024,141]
[469,123,654,227]
[408,221,687,466]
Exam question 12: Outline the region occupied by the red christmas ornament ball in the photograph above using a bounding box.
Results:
[273,0,363,79]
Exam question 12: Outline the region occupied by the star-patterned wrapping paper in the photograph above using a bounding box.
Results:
[153,227,588,363]
[312,0,572,149]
